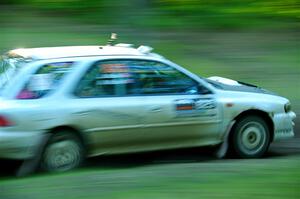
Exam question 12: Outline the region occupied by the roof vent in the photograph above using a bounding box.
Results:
[115,43,134,48]
[137,45,153,54]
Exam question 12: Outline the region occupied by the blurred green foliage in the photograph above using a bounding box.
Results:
[0,0,299,29]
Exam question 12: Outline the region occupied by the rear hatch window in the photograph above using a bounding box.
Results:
[0,56,31,90]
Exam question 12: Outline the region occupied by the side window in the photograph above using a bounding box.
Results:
[16,62,73,99]
[131,61,199,95]
[74,60,135,97]
[74,59,210,98]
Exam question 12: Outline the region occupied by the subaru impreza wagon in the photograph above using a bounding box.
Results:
[0,41,296,173]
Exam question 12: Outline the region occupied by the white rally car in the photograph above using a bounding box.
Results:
[0,38,296,173]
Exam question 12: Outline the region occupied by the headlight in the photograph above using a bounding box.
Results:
[284,102,292,113]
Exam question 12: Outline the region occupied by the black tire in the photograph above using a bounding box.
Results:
[40,131,85,172]
[232,116,270,158]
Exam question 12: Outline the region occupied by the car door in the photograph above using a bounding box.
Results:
[129,60,222,150]
[70,60,147,155]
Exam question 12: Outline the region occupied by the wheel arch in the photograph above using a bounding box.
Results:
[47,125,89,153]
[230,109,274,142]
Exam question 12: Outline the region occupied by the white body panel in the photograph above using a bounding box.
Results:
[0,46,296,159]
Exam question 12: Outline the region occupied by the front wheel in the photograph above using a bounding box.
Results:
[232,116,270,158]
[40,131,84,172]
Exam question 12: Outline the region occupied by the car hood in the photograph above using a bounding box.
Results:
[205,76,277,96]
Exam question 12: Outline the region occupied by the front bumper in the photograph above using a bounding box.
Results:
[273,111,296,141]
[0,130,46,160]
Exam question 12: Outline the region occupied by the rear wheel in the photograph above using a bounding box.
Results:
[232,116,270,158]
[40,131,84,172]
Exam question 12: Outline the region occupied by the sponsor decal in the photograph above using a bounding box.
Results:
[175,98,216,117]
[176,104,194,111]
[101,63,129,73]
[97,63,134,85]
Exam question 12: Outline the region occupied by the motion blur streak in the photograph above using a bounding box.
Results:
[0,1,299,199]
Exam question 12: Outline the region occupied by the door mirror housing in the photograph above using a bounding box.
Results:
[197,84,212,95]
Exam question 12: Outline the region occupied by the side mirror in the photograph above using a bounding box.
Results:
[197,84,212,95]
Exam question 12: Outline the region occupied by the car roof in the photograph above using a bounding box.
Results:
[6,45,156,60]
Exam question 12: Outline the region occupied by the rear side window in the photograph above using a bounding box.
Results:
[16,62,73,99]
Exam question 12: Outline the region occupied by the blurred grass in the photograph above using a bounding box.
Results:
[0,156,299,199]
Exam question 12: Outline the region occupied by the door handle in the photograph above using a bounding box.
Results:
[149,106,162,112]
[72,110,91,116]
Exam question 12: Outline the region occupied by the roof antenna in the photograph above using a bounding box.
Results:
[107,33,117,46]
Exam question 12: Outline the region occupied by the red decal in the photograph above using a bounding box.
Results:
[177,105,194,110]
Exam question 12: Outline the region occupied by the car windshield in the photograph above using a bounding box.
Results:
[0,55,30,91]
